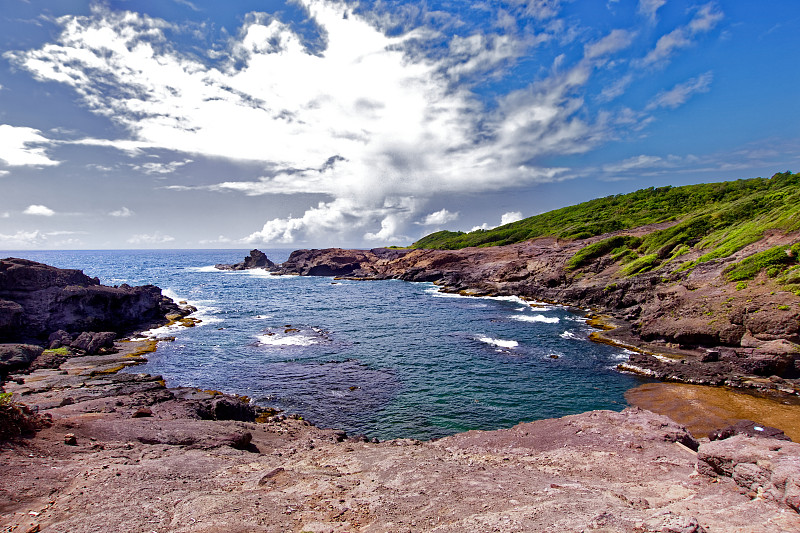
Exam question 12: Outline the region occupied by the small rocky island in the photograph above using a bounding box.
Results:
[215,249,277,271]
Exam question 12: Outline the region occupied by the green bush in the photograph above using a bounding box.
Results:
[725,245,798,282]
[621,254,660,276]
[566,236,638,270]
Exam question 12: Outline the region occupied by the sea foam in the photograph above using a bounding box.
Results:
[512,314,560,324]
[477,336,519,349]
[257,334,317,346]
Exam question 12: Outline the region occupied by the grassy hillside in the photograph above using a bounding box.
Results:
[412,171,800,287]
[413,171,800,249]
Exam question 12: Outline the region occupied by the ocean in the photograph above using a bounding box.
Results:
[5,249,649,441]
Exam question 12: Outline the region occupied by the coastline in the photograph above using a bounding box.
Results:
[3,334,800,531]
[2,256,800,530]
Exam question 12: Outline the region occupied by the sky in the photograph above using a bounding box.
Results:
[0,0,798,250]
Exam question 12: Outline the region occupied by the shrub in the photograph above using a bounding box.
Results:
[0,393,50,441]
[725,244,799,282]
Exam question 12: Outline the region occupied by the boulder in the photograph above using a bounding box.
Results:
[697,435,800,511]
[48,329,73,349]
[70,331,117,355]
[211,396,256,422]
[0,344,44,376]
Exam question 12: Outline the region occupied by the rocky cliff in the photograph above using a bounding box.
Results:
[272,227,800,392]
[0,257,187,347]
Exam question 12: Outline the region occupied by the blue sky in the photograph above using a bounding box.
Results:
[0,0,798,249]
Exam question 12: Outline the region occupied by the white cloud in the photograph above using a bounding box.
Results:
[127,231,175,244]
[109,207,134,217]
[0,170,9,177]
[646,72,712,110]
[23,204,55,216]
[5,1,688,244]
[0,212,9,218]
[640,3,723,66]
[0,125,59,167]
[638,0,666,23]
[419,208,459,226]
[470,223,491,232]
[500,211,524,225]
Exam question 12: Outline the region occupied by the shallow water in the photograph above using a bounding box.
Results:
[626,382,800,441]
[6,249,649,440]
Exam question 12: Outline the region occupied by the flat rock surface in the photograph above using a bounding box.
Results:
[2,342,800,532]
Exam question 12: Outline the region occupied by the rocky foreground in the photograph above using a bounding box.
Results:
[255,228,800,395]
[2,341,800,532]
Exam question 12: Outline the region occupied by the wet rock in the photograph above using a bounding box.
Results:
[211,396,256,422]
[709,420,791,441]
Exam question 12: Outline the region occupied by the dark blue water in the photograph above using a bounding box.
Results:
[4,249,648,440]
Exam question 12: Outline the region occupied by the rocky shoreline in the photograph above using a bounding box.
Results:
[2,255,800,531]
[3,335,800,532]
[238,233,800,397]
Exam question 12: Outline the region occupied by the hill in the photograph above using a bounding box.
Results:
[413,171,800,275]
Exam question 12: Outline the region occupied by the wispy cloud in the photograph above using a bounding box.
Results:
[637,0,666,24]
[132,160,193,175]
[639,3,723,67]
[127,231,175,245]
[109,207,134,217]
[0,230,47,248]
[646,72,713,110]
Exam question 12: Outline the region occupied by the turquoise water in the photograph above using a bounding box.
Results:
[4,249,648,440]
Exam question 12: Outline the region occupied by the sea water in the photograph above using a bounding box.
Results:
[4,249,649,441]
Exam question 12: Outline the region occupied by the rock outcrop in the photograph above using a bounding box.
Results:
[215,249,277,271]
[0,258,186,346]
[698,434,800,511]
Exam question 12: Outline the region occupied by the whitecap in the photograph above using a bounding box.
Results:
[512,314,560,324]
[185,265,219,273]
[257,334,317,347]
[477,336,519,349]
[247,270,295,278]
[254,314,272,320]
[559,330,578,339]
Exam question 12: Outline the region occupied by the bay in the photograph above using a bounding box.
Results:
[4,249,649,441]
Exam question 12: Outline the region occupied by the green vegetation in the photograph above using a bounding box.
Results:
[566,236,640,270]
[42,346,71,356]
[412,171,800,279]
[725,243,800,281]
